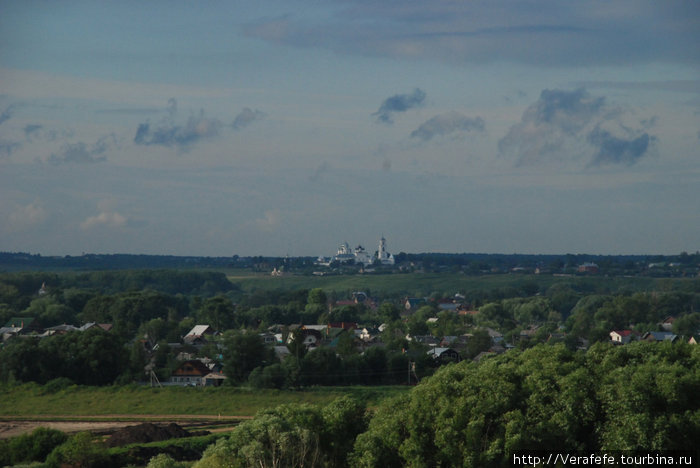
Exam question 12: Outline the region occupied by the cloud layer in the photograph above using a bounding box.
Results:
[245,1,700,67]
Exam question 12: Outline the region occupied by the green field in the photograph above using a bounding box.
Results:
[0,383,409,418]
[227,271,684,297]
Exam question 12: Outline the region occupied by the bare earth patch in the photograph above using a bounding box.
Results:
[0,415,247,439]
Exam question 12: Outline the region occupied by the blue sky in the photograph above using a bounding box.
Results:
[1,0,698,256]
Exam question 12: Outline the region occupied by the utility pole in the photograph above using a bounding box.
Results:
[408,361,419,385]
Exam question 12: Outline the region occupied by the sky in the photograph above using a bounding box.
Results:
[1,0,699,257]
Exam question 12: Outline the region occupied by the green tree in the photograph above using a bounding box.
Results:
[222,330,273,384]
[248,363,286,389]
[465,328,493,359]
[197,295,236,331]
[320,397,368,467]
[336,330,358,357]
[45,432,109,468]
[407,305,433,336]
[303,288,328,324]
[672,312,700,336]
[195,404,324,468]
[0,427,67,466]
[377,302,400,323]
[147,453,189,468]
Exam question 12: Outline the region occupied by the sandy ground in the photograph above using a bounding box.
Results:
[0,420,136,439]
[0,415,247,439]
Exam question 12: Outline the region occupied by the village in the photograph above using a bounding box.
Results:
[2,280,697,389]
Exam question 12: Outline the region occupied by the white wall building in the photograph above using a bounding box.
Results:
[316,236,395,266]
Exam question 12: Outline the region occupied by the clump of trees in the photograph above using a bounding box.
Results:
[0,328,128,385]
[187,342,700,467]
[350,342,700,467]
[194,396,367,468]
[0,427,67,467]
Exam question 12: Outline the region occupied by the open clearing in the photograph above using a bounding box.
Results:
[0,414,246,439]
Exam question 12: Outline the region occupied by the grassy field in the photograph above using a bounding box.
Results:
[226,271,679,297]
[0,383,410,418]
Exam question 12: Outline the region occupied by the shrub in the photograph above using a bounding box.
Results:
[0,427,68,465]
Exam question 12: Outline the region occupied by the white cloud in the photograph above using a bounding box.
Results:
[250,210,281,232]
[8,200,47,231]
[80,211,128,230]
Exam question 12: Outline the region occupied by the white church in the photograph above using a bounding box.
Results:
[317,236,395,266]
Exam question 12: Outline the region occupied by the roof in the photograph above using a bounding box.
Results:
[79,322,113,332]
[186,325,213,337]
[44,324,79,333]
[458,309,479,316]
[327,322,358,330]
[427,347,459,357]
[203,372,227,381]
[3,317,36,329]
[173,360,211,376]
[611,330,635,337]
[643,331,678,342]
[404,298,424,307]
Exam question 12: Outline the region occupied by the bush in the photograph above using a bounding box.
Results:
[0,427,68,466]
[146,453,189,468]
[248,363,286,389]
[42,377,75,393]
[45,432,110,468]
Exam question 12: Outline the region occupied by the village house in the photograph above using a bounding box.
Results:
[578,262,599,273]
[41,324,79,337]
[427,347,461,364]
[610,329,641,344]
[169,360,211,386]
[3,317,41,334]
[259,332,279,345]
[287,326,324,349]
[660,316,675,332]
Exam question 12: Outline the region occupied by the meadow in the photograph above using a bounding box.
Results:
[0,383,409,418]
[227,271,672,298]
